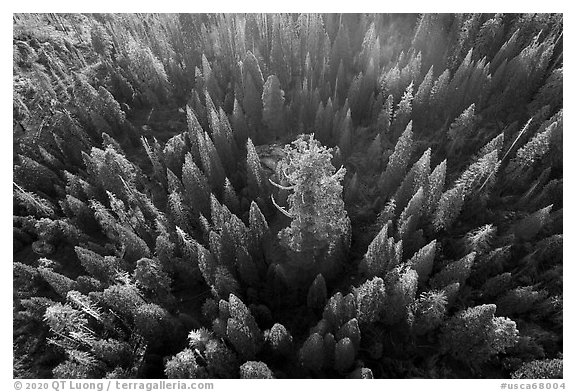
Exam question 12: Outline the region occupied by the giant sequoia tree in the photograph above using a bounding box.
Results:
[271,134,351,283]
[13,13,562,380]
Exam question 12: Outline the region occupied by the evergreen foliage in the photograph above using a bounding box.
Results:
[13,13,563,380]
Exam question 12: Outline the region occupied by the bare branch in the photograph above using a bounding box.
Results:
[269,177,295,190]
[271,194,293,218]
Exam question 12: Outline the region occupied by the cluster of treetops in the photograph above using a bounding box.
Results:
[13,13,562,379]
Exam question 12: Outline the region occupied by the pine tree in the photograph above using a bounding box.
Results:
[393,148,431,215]
[165,349,206,378]
[381,266,418,325]
[398,186,425,242]
[248,200,269,256]
[299,332,325,372]
[362,221,401,277]
[13,184,55,218]
[465,224,496,254]
[181,152,211,218]
[337,109,353,160]
[262,75,285,141]
[413,65,434,113]
[334,337,355,373]
[336,318,361,350]
[231,98,250,147]
[433,184,466,232]
[185,105,203,166]
[447,103,477,157]
[379,121,414,197]
[410,290,447,335]
[480,272,513,299]
[307,273,328,310]
[242,52,264,129]
[430,252,476,290]
[440,304,519,368]
[246,138,266,196]
[265,323,293,356]
[38,267,77,298]
[225,294,263,359]
[512,358,563,379]
[74,246,118,283]
[101,284,145,319]
[512,204,553,241]
[239,361,274,379]
[204,339,239,378]
[407,240,437,285]
[163,134,188,178]
[377,94,394,135]
[429,68,451,115]
[353,276,386,325]
[506,121,559,185]
[392,82,414,138]
[202,131,226,193]
[133,257,172,303]
[14,155,60,197]
[133,303,172,341]
[322,292,347,330]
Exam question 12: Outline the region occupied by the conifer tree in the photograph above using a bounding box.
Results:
[353,276,386,325]
[506,121,559,185]
[465,224,496,254]
[429,68,451,115]
[441,304,519,368]
[377,94,394,135]
[392,82,414,138]
[248,200,269,257]
[299,332,325,372]
[38,267,77,298]
[133,257,173,303]
[398,186,425,242]
[336,318,361,350]
[413,65,434,113]
[185,105,203,166]
[181,152,211,218]
[231,98,250,147]
[165,349,206,379]
[362,221,401,277]
[307,273,328,310]
[512,204,553,241]
[240,361,274,379]
[381,267,418,325]
[433,184,466,232]
[204,339,239,378]
[337,109,353,160]
[447,103,477,156]
[410,290,447,335]
[265,323,293,356]
[74,246,118,283]
[262,75,285,141]
[322,292,347,330]
[512,358,563,379]
[225,294,263,360]
[242,51,264,129]
[379,121,414,197]
[334,337,355,373]
[246,138,266,196]
[430,252,476,290]
[202,131,226,193]
[273,135,351,273]
[393,148,431,215]
[407,240,437,285]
